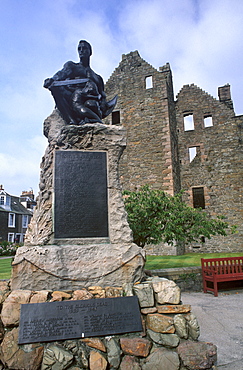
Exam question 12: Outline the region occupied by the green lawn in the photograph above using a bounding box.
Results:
[0,253,242,279]
[0,258,13,279]
[145,252,242,270]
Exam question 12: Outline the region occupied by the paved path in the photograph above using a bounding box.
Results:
[181,290,243,369]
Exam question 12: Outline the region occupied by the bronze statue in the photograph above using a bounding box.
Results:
[44,40,117,125]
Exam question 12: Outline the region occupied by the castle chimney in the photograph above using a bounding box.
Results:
[218,84,234,110]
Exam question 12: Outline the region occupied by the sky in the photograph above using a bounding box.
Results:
[1,0,243,197]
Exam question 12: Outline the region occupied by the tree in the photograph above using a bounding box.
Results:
[123,185,236,249]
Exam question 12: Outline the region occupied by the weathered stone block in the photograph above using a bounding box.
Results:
[133,283,154,307]
[89,350,107,370]
[88,286,106,298]
[157,304,191,314]
[120,337,152,357]
[147,329,180,348]
[72,289,93,300]
[105,286,123,298]
[0,327,43,370]
[152,278,181,304]
[120,355,141,370]
[81,338,106,352]
[174,314,188,339]
[185,313,200,340]
[1,290,32,327]
[177,341,217,369]
[142,347,180,370]
[0,281,10,304]
[146,313,175,333]
[106,337,121,368]
[41,344,73,370]
[12,243,145,290]
[30,290,50,303]
[141,307,157,314]
[50,291,72,301]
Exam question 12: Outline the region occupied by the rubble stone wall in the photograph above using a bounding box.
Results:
[0,278,217,370]
[104,51,180,195]
[104,51,243,254]
[176,84,243,253]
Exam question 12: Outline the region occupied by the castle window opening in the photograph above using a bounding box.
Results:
[204,115,213,128]
[192,187,205,209]
[189,146,197,162]
[145,75,153,89]
[112,110,120,124]
[184,114,194,131]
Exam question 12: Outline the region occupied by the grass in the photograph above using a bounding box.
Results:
[145,252,242,270]
[0,258,13,279]
[0,253,242,279]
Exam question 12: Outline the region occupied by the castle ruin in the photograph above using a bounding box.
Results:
[104,51,243,254]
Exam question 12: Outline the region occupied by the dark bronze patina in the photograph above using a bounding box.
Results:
[54,151,108,238]
[19,296,142,344]
[44,40,117,125]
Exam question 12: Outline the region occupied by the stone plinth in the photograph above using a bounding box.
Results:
[0,278,217,370]
[11,111,145,290]
[11,243,144,290]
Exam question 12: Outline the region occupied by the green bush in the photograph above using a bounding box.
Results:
[0,242,20,256]
[123,185,237,248]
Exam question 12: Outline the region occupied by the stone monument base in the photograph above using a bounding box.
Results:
[11,243,145,291]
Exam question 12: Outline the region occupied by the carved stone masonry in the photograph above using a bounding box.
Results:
[11,110,145,290]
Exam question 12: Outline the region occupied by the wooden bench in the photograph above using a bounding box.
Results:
[201,257,243,297]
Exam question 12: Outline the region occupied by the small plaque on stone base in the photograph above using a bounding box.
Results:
[18,296,142,344]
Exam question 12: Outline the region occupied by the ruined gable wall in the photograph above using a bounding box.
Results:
[105,51,179,194]
[176,84,243,252]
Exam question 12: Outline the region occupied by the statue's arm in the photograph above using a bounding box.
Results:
[96,75,106,101]
[43,61,74,89]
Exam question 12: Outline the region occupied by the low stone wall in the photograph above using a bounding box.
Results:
[148,267,203,292]
[0,277,217,370]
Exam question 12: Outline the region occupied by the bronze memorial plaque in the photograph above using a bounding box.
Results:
[54,150,108,238]
[18,296,142,344]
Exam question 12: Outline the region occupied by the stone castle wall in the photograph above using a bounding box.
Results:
[104,52,180,195]
[104,52,243,254]
[176,84,243,253]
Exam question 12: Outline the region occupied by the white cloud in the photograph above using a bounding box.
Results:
[0,0,243,197]
[0,136,47,196]
[116,0,243,113]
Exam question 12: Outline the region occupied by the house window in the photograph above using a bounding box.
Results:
[189,147,197,162]
[184,114,194,131]
[192,187,205,209]
[112,111,120,124]
[8,213,15,227]
[22,215,28,228]
[15,233,22,243]
[8,233,14,243]
[0,196,4,205]
[204,116,213,128]
[145,76,153,89]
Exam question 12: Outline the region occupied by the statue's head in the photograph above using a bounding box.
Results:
[78,40,92,58]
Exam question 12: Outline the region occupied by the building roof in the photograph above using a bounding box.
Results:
[10,196,33,215]
[0,194,33,215]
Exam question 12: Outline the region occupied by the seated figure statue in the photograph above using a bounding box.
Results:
[44,40,117,125]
